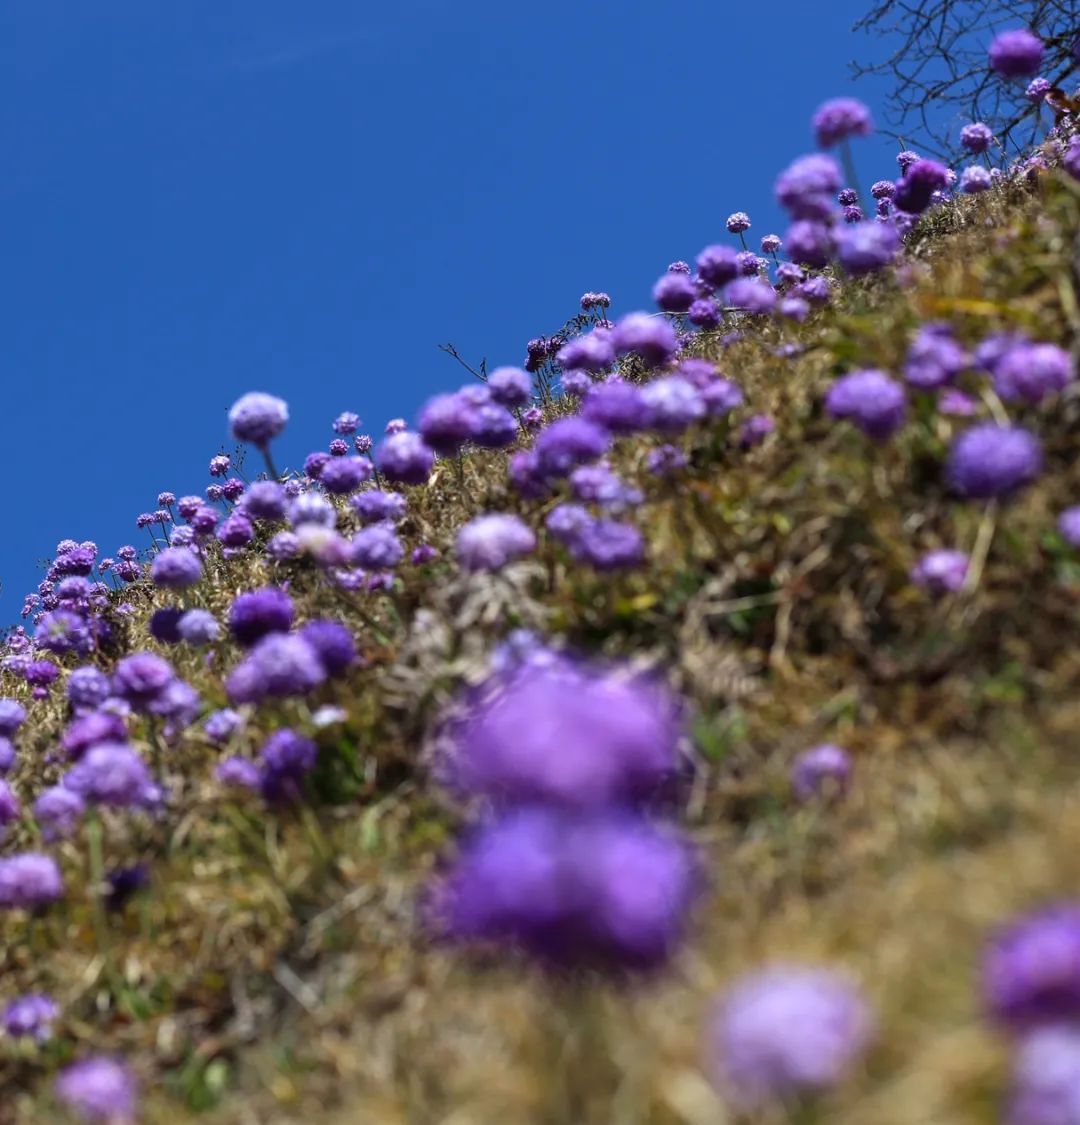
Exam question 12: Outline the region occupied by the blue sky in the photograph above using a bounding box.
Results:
[1,0,912,616]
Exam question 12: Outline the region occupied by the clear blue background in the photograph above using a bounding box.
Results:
[1,0,910,615]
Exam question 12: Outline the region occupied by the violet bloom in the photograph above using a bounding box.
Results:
[688,298,721,329]
[812,97,873,147]
[611,312,678,367]
[696,244,740,288]
[487,366,532,408]
[911,549,970,594]
[726,211,751,233]
[418,392,479,456]
[961,122,994,153]
[333,410,360,435]
[938,388,978,416]
[259,728,318,804]
[298,620,356,676]
[984,903,1080,1031]
[319,456,372,495]
[534,417,611,478]
[217,756,261,789]
[0,699,26,738]
[739,414,775,449]
[726,278,777,315]
[871,179,896,200]
[905,323,968,389]
[791,744,853,801]
[785,220,833,268]
[472,402,518,448]
[775,153,842,220]
[64,743,159,810]
[825,369,907,441]
[569,518,646,571]
[150,546,202,590]
[989,29,1044,78]
[351,489,407,525]
[3,994,58,1042]
[761,234,782,254]
[112,653,174,710]
[228,391,288,449]
[0,853,64,910]
[894,159,950,214]
[228,587,294,647]
[961,165,993,193]
[0,739,15,775]
[204,708,244,744]
[56,1056,139,1123]
[0,780,20,835]
[641,376,706,432]
[177,608,220,646]
[557,330,616,374]
[1059,507,1080,548]
[226,633,326,703]
[581,380,649,435]
[653,271,697,313]
[446,655,680,809]
[377,431,435,486]
[1007,1025,1080,1125]
[432,806,698,971]
[994,342,1074,404]
[456,514,536,572]
[834,221,900,276]
[647,444,688,476]
[948,423,1043,498]
[63,711,127,760]
[780,296,810,323]
[1027,76,1052,103]
[352,523,404,569]
[34,786,86,841]
[707,967,873,1108]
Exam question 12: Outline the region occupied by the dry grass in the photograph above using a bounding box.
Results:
[4,150,1080,1123]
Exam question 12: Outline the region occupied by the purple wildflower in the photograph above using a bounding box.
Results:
[228,587,294,647]
[834,221,900,275]
[947,423,1043,498]
[0,853,63,910]
[812,97,873,147]
[911,549,970,594]
[64,743,158,810]
[378,431,435,486]
[994,342,1074,404]
[791,744,853,801]
[825,369,907,440]
[961,122,994,153]
[56,1057,138,1123]
[3,994,58,1042]
[228,391,288,446]
[112,653,174,710]
[775,154,842,220]
[989,29,1044,78]
[456,514,537,572]
[726,211,751,233]
[611,313,678,368]
[150,547,202,590]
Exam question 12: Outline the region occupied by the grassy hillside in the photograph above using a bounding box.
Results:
[4,114,1080,1122]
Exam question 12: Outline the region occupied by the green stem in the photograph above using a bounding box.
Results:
[87,815,120,992]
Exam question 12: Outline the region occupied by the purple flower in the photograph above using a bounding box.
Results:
[351,523,404,569]
[62,711,127,760]
[775,154,842,220]
[834,221,900,275]
[217,756,260,789]
[696,244,740,288]
[569,518,645,571]
[570,463,642,510]
[948,423,1043,498]
[35,609,92,657]
[150,547,202,590]
[378,431,435,486]
[418,393,479,456]
[34,786,85,841]
[319,456,372,495]
[581,380,649,435]
[472,403,519,449]
[350,489,407,525]
[487,366,532,408]
[726,278,777,315]
[208,454,230,477]
[204,708,243,745]
[961,122,994,153]
[64,743,158,809]
[938,388,978,417]
[0,700,26,738]
[0,739,15,775]
[688,297,721,329]
[1026,76,1053,103]
[761,234,782,254]
[989,29,1044,78]
[791,744,853,801]
[894,160,951,214]
[56,1057,139,1123]
[1058,506,1080,548]
[259,728,318,803]
[652,270,697,313]
[432,806,698,971]
[825,369,907,440]
[557,330,616,374]
[333,410,360,435]
[646,444,688,476]
[961,165,994,193]
[226,633,326,703]
[812,97,873,147]
[779,296,810,322]
[266,530,301,560]
[611,312,678,368]
[995,342,1074,404]
[535,417,611,478]
[228,391,288,447]
[641,376,706,432]
[984,904,1080,1032]
[0,853,63,910]
[112,653,174,710]
[785,220,834,268]
[228,587,294,648]
[298,620,356,676]
[150,607,185,647]
[3,993,58,1042]
[905,323,968,388]
[739,414,775,449]
[707,967,872,1108]
[446,656,681,809]
[1007,1025,1080,1125]
[456,514,537,571]
[726,211,751,233]
[911,549,970,594]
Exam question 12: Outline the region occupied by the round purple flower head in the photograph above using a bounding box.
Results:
[112,653,174,709]
[961,122,994,153]
[298,620,356,676]
[760,234,782,255]
[894,159,950,214]
[227,633,326,703]
[67,667,110,711]
[812,97,873,148]
[825,369,907,441]
[791,744,853,801]
[905,323,968,389]
[418,393,479,456]
[216,512,254,548]
[3,993,58,1042]
[569,518,645,571]
[534,417,611,478]
[0,700,26,738]
[1007,1025,1080,1125]
[947,423,1043,499]
[611,312,677,368]
[0,780,20,833]
[961,165,993,193]
[911,549,970,594]
[707,967,872,1108]
[652,271,697,313]
[228,391,288,447]
[228,587,294,648]
[487,366,531,409]
[775,154,842,220]
[319,456,372,495]
[984,903,1080,1032]
[696,244,740,288]
[0,853,64,909]
[641,376,706,432]
[557,329,616,374]
[352,523,404,569]
[217,756,260,789]
[150,546,202,590]
[377,431,435,486]
[177,608,220,646]
[1026,76,1052,103]
[726,211,751,234]
[989,29,1044,78]
[834,221,900,276]
[726,278,777,315]
[63,711,127,761]
[259,728,318,804]
[447,655,681,809]
[433,806,698,972]
[995,342,1074,404]
[64,743,158,810]
[56,1056,139,1123]
[785,220,833,268]
[332,410,360,435]
[581,380,649,435]
[456,514,536,572]
[34,786,85,841]
[688,297,721,329]
[1058,506,1080,548]
[739,414,775,450]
